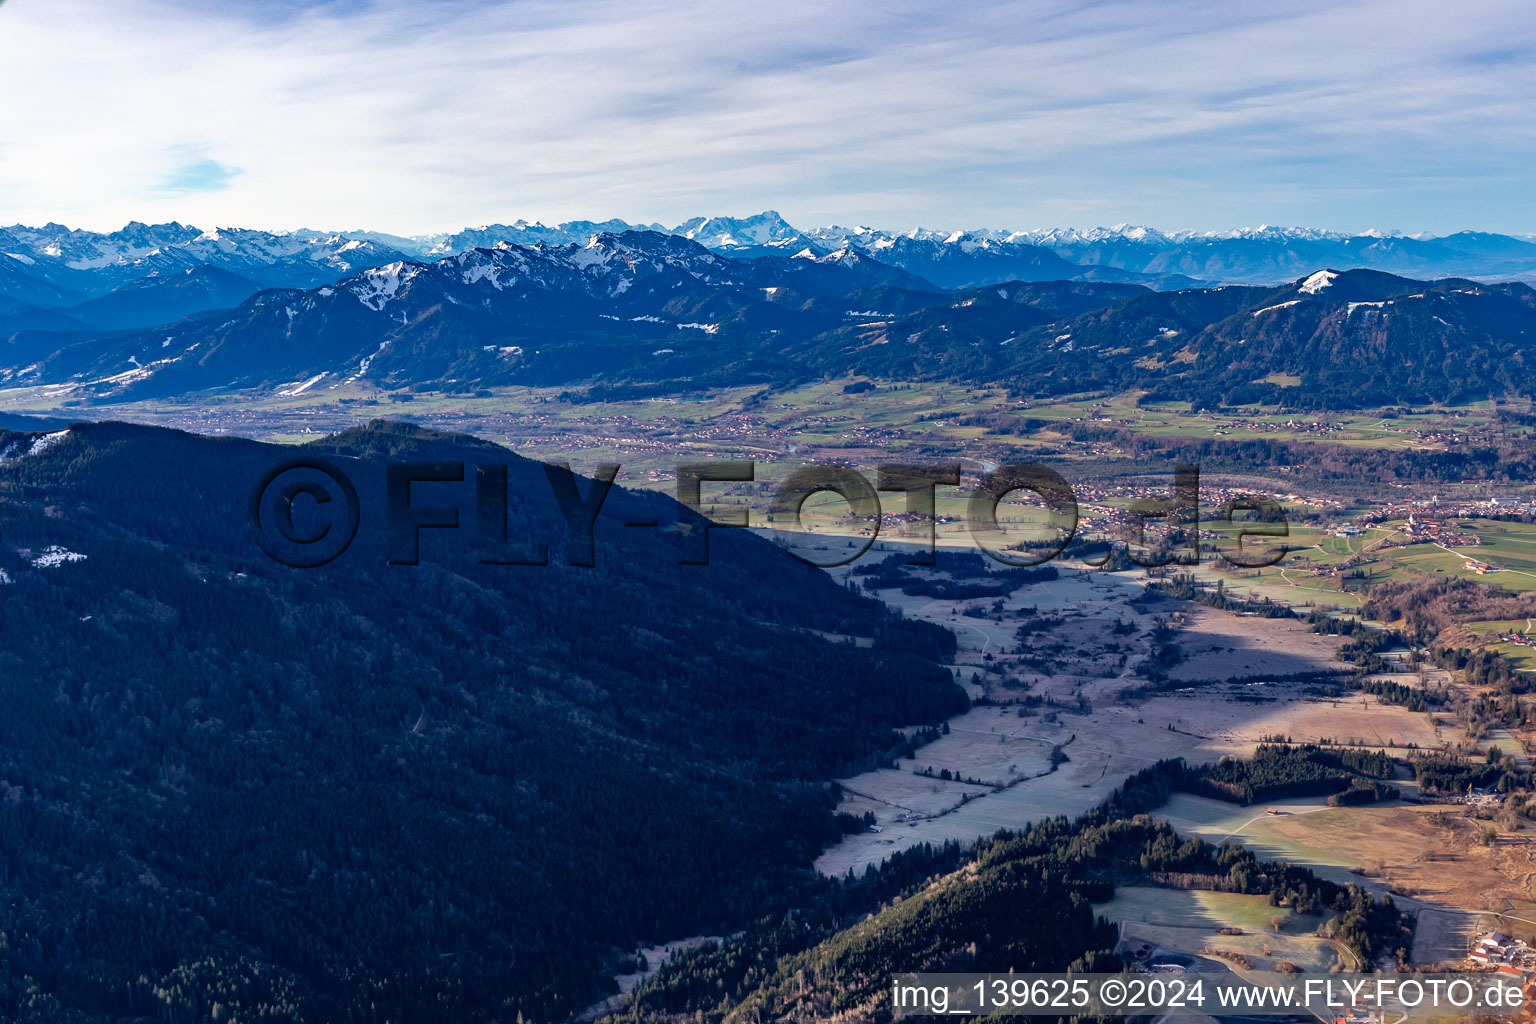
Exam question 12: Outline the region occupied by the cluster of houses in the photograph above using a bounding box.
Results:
[1379,494,1536,522]
[1467,931,1536,977]
[1205,417,1345,438]
[1497,630,1534,648]
[1464,789,1510,809]
[1399,514,1482,547]
[849,509,962,536]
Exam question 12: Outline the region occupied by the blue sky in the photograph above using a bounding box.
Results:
[1,0,1534,236]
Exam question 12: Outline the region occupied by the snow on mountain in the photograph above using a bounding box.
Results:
[350,262,426,311]
[420,219,666,256]
[9,215,1536,310]
[674,210,800,248]
[1298,269,1339,294]
[0,222,413,292]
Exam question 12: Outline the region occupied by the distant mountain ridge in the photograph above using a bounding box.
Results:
[6,214,1536,409]
[10,215,1536,300]
[9,220,1534,410]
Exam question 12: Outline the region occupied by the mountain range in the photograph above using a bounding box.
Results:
[5,215,1536,408]
[2,228,1530,408]
[9,214,1536,302]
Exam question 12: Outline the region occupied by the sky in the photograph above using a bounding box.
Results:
[1,0,1534,237]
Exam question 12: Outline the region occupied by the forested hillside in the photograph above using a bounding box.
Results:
[606,761,1408,1024]
[0,419,964,1022]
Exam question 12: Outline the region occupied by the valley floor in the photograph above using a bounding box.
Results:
[813,557,1532,968]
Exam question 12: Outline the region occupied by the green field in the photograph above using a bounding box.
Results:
[1095,886,1325,936]
[1097,885,1354,972]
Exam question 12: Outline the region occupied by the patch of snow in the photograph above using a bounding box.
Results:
[0,568,10,585]
[347,340,390,383]
[567,237,615,269]
[32,546,86,569]
[352,262,422,310]
[4,252,35,265]
[463,262,515,289]
[630,314,664,323]
[652,348,675,355]
[677,322,720,334]
[277,373,326,396]
[0,430,73,464]
[1251,299,1302,317]
[31,430,70,456]
[1298,270,1338,294]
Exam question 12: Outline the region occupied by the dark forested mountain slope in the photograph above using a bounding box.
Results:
[63,264,264,330]
[0,256,83,310]
[991,269,1536,407]
[1183,271,1536,407]
[0,419,963,1022]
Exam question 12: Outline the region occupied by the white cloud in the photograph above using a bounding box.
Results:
[0,0,1533,234]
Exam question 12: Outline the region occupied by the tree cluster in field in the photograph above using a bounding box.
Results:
[1430,646,1528,694]
[1411,751,1525,794]
[1363,576,1536,648]
[1357,677,1435,711]
[1194,743,1395,805]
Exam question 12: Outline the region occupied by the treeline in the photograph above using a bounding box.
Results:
[1328,780,1401,806]
[1363,576,1536,645]
[1149,576,1296,618]
[853,550,1058,599]
[1359,678,1435,711]
[1431,646,1529,694]
[1059,420,1536,489]
[1411,754,1517,794]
